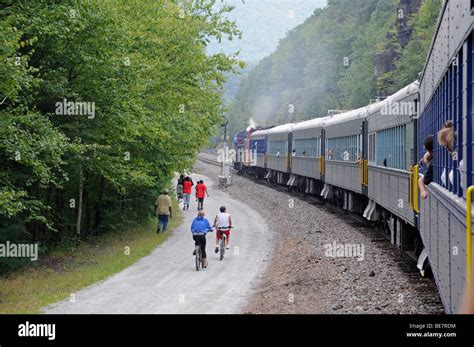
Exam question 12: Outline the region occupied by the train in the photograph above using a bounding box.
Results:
[232,0,473,314]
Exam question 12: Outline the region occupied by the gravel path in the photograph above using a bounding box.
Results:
[44,172,273,314]
[194,159,444,314]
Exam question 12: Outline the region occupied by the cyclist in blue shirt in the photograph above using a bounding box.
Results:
[191,210,213,268]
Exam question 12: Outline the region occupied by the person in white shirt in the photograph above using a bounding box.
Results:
[213,206,232,253]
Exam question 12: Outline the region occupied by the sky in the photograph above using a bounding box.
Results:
[208,0,327,63]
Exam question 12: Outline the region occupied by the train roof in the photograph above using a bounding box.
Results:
[266,123,295,135]
[418,0,449,84]
[250,129,269,137]
[245,82,419,135]
[249,125,274,137]
[325,81,420,127]
[292,116,331,132]
[323,106,369,127]
[366,81,419,116]
[381,81,419,103]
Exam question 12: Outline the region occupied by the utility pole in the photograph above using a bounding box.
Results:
[219,115,230,189]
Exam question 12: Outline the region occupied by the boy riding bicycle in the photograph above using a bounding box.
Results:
[213,206,232,253]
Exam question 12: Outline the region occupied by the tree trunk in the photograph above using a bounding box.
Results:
[76,163,84,239]
[85,186,90,236]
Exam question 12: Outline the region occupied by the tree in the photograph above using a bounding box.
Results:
[0,0,242,269]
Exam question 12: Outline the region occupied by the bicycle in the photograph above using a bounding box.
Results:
[194,229,212,271]
[195,244,203,271]
[216,226,233,261]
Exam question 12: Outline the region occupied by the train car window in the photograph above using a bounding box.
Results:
[268,140,287,155]
[250,139,265,155]
[368,134,371,161]
[326,135,361,161]
[368,133,376,163]
[293,138,320,157]
[375,125,406,170]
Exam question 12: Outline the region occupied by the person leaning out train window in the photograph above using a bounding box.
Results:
[419,136,434,200]
[327,149,334,160]
[438,121,466,190]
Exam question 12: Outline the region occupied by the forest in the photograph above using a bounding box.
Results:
[0,0,242,272]
[227,0,442,135]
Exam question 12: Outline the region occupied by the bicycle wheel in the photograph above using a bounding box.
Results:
[219,235,225,261]
[195,246,201,271]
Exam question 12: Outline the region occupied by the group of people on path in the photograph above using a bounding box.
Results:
[176,175,209,211]
[155,174,232,269]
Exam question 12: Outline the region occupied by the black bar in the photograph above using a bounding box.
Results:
[0,314,472,346]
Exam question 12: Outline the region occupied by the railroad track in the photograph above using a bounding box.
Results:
[197,157,385,231]
[196,153,221,167]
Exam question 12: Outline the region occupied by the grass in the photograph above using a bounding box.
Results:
[0,201,182,314]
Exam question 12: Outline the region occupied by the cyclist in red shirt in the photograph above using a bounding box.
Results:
[182,177,194,211]
[195,180,209,211]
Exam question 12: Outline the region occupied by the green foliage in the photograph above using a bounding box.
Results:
[0,0,241,258]
[227,0,441,135]
[384,0,443,93]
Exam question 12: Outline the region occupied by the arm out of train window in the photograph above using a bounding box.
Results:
[419,152,433,200]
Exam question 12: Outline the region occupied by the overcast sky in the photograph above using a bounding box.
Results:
[208,0,327,63]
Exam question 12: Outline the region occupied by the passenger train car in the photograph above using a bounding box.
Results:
[232,0,474,314]
[417,0,474,313]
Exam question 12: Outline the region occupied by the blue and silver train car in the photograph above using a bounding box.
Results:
[417,0,474,314]
[248,128,271,178]
[289,116,330,193]
[366,82,420,250]
[322,107,369,212]
[265,124,295,184]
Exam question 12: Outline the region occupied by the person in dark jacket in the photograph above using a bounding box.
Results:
[177,174,185,201]
[419,136,434,200]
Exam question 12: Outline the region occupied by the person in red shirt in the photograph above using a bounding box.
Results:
[195,180,209,211]
[182,177,194,211]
